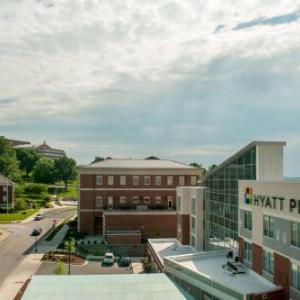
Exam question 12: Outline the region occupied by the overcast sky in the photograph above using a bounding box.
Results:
[1,0,300,176]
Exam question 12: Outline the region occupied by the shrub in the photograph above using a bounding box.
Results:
[45,202,53,208]
[15,198,27,210]
[54,259,66,275]
[15,185,25,197]
[24,183,48,195]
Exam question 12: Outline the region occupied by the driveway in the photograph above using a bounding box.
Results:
[0,207,76,285]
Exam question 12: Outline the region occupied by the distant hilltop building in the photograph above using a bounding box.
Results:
[35,141,66,159]
[6,137,66,159]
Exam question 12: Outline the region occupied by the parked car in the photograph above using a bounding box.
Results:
[34,213,45,221]
[102,252,115,265]
[118,256,131,267]
[31,227,43,236]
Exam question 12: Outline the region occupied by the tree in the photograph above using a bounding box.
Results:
[64,238,76,275]
[91,156,105,164]
[190,163,207,176]
[145,156,160,160]
[208,164,218,172]
[32,158,57,184]
[54,259,66,275]
[16,148,40,178]
[0,137,21,181]
[54,157,76,190]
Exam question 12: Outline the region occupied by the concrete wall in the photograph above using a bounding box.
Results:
[256,143,285,181]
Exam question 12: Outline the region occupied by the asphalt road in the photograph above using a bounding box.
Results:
[0,207,76,285]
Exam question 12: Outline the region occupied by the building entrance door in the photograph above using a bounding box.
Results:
[108,196,113,209]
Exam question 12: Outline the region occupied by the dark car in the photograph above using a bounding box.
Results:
[34,213,45,221]
[118,256,131,267]
[31,227,43,236]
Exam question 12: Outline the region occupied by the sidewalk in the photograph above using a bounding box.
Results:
[37,223,70,253]
[0,254,43,300]
[0,229,9,242]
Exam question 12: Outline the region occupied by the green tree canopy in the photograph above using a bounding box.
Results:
[54,157,77,190]
[16,148,40,177]
[91,156,105,164]
[190,163,207,176]
[32,158,57,184]
[0,137,21,181]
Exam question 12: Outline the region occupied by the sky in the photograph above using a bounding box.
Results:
[0,0,300,176]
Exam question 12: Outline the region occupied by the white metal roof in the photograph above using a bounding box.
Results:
[81,159,196,170]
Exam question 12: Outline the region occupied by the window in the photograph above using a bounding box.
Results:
[244,241,252,263]
[133,176,139,186]
[144,196,150,204]
[95,196,103,208]
[191,198,196,215]
[167,176,173,186]
[120,176,126,186]
[155,176,161,186]
[144,176,150,186]
[191,216,196,229]
[108,176,114,186]
[291,263,300,290]
[244,211,252,230]
[263,216,274,238]
[263,250,274,275]
[155,196,161,204]
[96,175,103,185]
[179,176,185,186]
[120,196,126,204]
[291,221,300,248]
[191,176,197,186]
[133,196,139,204]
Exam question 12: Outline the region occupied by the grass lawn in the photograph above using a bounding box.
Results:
[57,184,77,198]
[0,209,39,223]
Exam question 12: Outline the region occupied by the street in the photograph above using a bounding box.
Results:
[0,207,76,285]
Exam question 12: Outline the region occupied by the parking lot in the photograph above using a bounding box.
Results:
[35,259,144,275]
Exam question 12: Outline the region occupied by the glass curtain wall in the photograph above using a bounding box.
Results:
[204,146,256,251]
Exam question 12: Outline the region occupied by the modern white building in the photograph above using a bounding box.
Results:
[239,180,300,300]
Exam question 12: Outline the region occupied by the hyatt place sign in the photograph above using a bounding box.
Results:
[244,187,300,213]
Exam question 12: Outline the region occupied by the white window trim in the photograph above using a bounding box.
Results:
[108,176,114,186]
[120,176,126,186]
[95,196,103,208]
[96,175,103,186]
[155,176,161,186]
[167,176,173,186]
[133,176,139,186]
[133,196,139,204]
[155,196,162,204]
[179,176,185,186]
[120,196,127,204]
[144,196,150,204]
[144,176,151,186]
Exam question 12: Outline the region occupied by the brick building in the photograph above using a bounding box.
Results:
[78,159,201,240]
[0,173,15,210]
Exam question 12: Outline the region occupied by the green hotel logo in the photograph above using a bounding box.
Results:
[244,187,252,205]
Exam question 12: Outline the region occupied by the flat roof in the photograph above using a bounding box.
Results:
[80,159,196,170]
[165,251,276,296]
[148,239,196,267]
[21,274,192,300]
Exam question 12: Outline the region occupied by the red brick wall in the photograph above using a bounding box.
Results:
[106,234,141,244]
[274,253,290,300]
[238,237,245,263]
[79,211,103,235]
[177,214,190,245]
[80,190,176,210]
[105,213,177,239]
[253,288,285,300]
[80,174,200,189]
[252,243,263,275]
